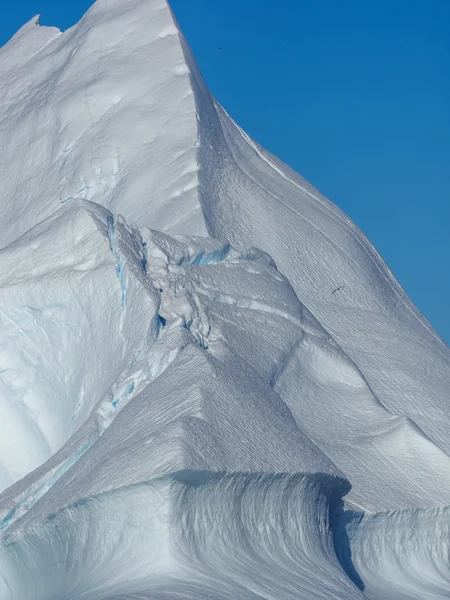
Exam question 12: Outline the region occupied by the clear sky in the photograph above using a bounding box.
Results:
[1,1,449,344]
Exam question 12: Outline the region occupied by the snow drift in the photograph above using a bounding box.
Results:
[0,0,449,598]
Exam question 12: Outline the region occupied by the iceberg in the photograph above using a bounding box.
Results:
[0,1,449,598]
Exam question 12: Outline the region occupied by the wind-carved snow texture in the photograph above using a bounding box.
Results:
[0,1,449,599]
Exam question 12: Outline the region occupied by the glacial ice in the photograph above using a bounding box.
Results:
[0,0,449,599]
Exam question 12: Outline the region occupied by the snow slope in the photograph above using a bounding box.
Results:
[0,0,449,598]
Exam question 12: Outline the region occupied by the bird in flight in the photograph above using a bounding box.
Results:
[218,47,223,51]
[332,285,346,294]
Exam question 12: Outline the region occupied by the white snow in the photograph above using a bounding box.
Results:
[0,0,449,598]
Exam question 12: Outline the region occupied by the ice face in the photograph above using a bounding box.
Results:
[0,0,449,598]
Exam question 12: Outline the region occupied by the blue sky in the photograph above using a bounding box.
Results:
[1,1,449,344]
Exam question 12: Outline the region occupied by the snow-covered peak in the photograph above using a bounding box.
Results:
[0,0,205,247]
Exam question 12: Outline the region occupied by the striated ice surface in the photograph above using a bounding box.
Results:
[0,1,449,598]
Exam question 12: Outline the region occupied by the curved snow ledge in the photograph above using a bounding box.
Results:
[0,472,363,600]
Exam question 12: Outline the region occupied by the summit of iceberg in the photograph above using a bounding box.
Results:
[0,1,449,599]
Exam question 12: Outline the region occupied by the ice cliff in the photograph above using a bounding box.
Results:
[0,1,449,598]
